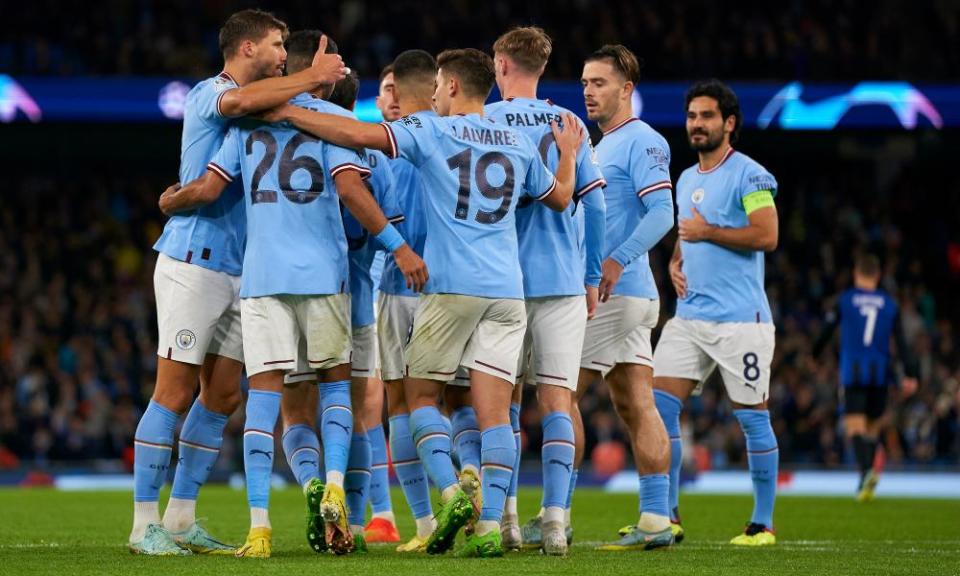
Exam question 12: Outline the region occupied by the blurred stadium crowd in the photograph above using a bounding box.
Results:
[3,0,959,81]
[2,144,958,473]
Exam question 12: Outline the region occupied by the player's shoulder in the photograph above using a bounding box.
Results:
[292,94,356,119]
[729,150,773,176]
[366,148,391,171]
[190,72,237,98]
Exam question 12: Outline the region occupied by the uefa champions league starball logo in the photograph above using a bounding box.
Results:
[158,81,191,120]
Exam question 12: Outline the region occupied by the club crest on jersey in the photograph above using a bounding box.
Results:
[691,188,705,204]
[175,329,197,350]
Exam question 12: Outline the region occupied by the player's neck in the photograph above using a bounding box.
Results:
[698,143,733,172]
[399,98,434,116]
[598,106,633,134]
[449,99,485,117]
[500,76,539,101]
[223,60,255,87]
[854,278,878,291]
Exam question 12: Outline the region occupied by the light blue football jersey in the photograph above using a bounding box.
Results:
[379,110,434,297]
[154,71,246,275]
[595,118,673,299]
[344,149,403,328]
[208,93,370,298]
[382,113,557,299]
[484,98,606,297]
[675,148,778,323]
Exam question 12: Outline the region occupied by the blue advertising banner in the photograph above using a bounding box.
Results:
[1,74,955,130]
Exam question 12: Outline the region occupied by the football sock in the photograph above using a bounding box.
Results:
[319,380,352,488]
[508,403,521,501]
[637,474,671,532]
[451,406,481,474]
[367,423,393,516]
[655,390,684,518]
[479,424,516,527]
[243,390,282,526]
[166,399,228,531]
[735,409,778,528]
[388,414,433,521]
[131,400,179,541]
[410,406,459,492]
[281,424,321,489]
[346,432,372,529]
[541,411,575,513]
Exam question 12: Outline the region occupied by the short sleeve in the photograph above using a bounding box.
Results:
[632,138,672,199]
[327,143,371,180]
[575,118,606,198]
[382,114,437,167]
[524,149,558,201]
[738,163,778,201]
[195,76,237,125]
[207,127,242,182]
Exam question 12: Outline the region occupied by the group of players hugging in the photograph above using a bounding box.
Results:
[128,7,913,560]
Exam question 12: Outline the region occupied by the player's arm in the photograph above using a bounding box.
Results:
[598,188,674,302]
[218,36,345,117]
[335,170,428,291]
[678,192,778,252]
[262,104,392,154]
[582,186,606,318]
[539,113,584,211]
[669,238,687,298]
[158,170,229,215]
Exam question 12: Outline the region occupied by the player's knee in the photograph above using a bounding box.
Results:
[201,385,242,416]
[152,382,194,414]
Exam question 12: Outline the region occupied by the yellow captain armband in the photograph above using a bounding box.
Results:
[742,190,775,215]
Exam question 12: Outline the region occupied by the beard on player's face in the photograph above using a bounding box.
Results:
[688,125,724,151]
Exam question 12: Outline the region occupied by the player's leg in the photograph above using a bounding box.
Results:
[455,298,527,558]
[362,369,399,542]
[445,382,483,536]
[378,293,433,549]
[163,353,243,554]
[500,373,524,550]
[718,322,778,546]
[651,316,710,541]
[404,294,483,554]
[130,254,233,555]
[280,371,327,554]
[846,385,886,502]
[346,369,372,551]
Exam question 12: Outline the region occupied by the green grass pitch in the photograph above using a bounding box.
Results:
[1,487,958,575]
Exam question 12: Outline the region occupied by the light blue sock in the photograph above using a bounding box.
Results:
[170,399,227,501]
[734,409,778,528]
[451,406,481,472]
[319,380,352,480]
[367,424,392,514]
[243,390,281,509]
[639,473,670,520]
[409,406,459,492]
[389,414,433,519]
[566,468,579,510]
[541,411,575,509]
[281,424,321,488]
[134,400,179,502]
[480,425,516,522]
[346,433,372,527]
[508,403,521,500]
[655,390,683,519]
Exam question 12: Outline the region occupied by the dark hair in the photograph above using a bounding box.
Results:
[685,79,742,144]
[854,254,882,278]
[379,64,394,83]
[284,30,338,75]
[436,48,496,100]
[584,44,642,85]
[219,9,288,59]
[327,70,360,110]
[393,49,438,83]
[493,27,553,74]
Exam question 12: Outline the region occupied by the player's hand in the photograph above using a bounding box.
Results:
[585,285,599,319]
[900,376,919,398]
[158,182,181,216]
[551,112,584,158]
[669,255,687,298]
[598,258,624,303]
[678,207,713,242]
[311,34,347,84]
[256,103,294,123]
[393,244,428,292]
